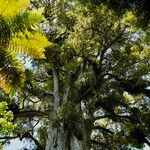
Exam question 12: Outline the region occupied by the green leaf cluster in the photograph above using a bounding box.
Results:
[0,102,14,135]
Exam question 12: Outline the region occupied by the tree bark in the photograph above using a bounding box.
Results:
[45,68,70,150]
[46,68,61,150]
[45,68,89,150]
[46,127,85,150]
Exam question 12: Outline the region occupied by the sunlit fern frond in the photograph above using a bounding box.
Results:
[0,0,29,19]
[7,11,43,34]
[0,0,51,94]
[0,17,11,48]
[0,11,43,48]
[0,75,7,90]
[9,30,52,59]
[0,49,25,93]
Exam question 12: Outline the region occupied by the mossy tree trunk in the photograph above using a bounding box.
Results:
[45,68,91,150]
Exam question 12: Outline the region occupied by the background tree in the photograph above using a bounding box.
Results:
[0,0,150,150]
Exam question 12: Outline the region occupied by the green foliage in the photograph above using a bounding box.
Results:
[41,1,150,149]
[0,0,29,19]
[0,49,25,93]
[51,102,80,130]
[37,127,47,147]
[0,0,52,93]
[8,11,43,33]
[58,102,78,122]
[1,1,150,149]
[0,102,14,135]
[82,0,150,27]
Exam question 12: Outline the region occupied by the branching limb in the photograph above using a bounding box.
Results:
[15,110,49,118]
[93,126,114,134]
[0,132,44,150]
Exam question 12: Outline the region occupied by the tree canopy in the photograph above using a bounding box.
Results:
[82,0,150,28]
[0,0,150,150]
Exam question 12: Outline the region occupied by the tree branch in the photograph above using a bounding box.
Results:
[106,73,150,98]
[15,110,49,118]
[94,114,139,123]
[52,68,61,109]
[22,132,44,150]
[0,132,44,150]
[93,126,114,134]
[73,26,127,104]
[91,139,113,150]
[62,84,70,104]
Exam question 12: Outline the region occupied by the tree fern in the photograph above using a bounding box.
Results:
[0,49,25,93]
[0,0,52,93]
[7,11,43,33]
[9,31,50,59]
[0,18,11,47]
[0,0,29,18]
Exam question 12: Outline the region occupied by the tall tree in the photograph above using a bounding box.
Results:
[1,0,150,150]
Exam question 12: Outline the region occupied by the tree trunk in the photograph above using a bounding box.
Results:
[45,68,90,150]
[46,126,85,150]
[45,120,91,150]
[45,67,71,150]
[45,126,65,150]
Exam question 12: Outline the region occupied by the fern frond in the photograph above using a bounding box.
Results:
[0,75,7,90]
[0,49,25,93]
[0,0,29,18]
[0,0,52,93]
[0,1,42,47]
[9,31,52,59]
[0,11,43,49]
[7,11,43,34]
[0,18,11,47]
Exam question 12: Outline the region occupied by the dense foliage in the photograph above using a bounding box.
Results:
[81,0,150,27]
[0,0,50,142]
[0,0,150,150]
[0,0,51,93]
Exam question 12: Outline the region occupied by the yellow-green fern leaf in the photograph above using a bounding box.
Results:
[7,11,43,34]
[9,31,52,59]
[0,17,11,48]
[0,49,25,93]
[0,0,29,19]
